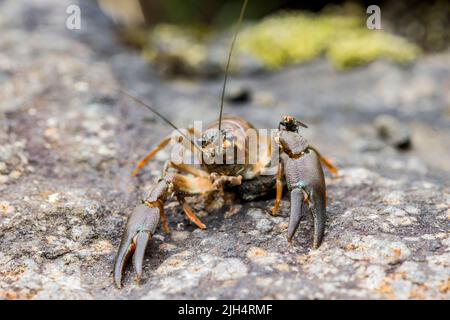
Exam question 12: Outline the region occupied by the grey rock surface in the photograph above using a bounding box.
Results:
[0,0,449,299]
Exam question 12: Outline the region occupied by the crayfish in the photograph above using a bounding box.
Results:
[112,0,338,288]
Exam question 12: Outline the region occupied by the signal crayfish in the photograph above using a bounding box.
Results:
[113,114,338,287]
[111,0,338,288]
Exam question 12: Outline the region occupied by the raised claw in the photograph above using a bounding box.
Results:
[114,204,160,288]
[284,149,326,248]
[277,127,327,249]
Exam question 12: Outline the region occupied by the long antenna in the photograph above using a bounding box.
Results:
[218,0,249,131]
[117,88,203,153]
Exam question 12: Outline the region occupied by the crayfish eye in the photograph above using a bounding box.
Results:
[283,115,293,123]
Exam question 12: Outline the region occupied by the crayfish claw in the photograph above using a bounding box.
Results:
[113,204,160,288]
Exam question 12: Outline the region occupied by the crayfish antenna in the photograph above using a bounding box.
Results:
[217,0,249,132]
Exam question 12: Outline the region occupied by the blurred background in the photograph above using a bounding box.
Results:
[99,0,449,52]
[97,0,449,75]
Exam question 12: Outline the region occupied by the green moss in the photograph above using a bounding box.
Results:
[237,11,420,69]
[147,24,208,67]
[121,7,420,72]
[327,31,419,69]
[122,24,209,72]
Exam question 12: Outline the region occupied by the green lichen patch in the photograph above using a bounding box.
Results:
[237,12,420,70]
[121,24,211,74]
[120,7,420,73]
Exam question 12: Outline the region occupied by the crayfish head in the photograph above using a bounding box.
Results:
[280,115,308,132]
[199,128,236,165]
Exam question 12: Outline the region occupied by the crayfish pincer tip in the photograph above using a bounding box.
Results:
[312,209,325,250]
[286,228,297,244]
[312,240,321,250]
[113,260,124,289]
[312,234,324,250]
[287,188,303,243]
[133,231,151,280]
[113,234,134,289]
[287,228,300,244]
[114,276,122,289]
